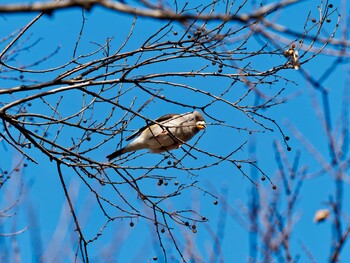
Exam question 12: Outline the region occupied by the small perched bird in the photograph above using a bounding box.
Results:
[106,111,206,160]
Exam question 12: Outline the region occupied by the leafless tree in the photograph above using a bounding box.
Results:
[0,0,347,262]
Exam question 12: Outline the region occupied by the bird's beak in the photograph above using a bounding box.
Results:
[196,121,206,130]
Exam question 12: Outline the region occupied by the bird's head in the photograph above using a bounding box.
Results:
[193,111,206,130]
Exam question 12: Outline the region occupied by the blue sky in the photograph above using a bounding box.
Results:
[1,1,349,262]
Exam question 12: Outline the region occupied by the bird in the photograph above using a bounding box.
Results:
[106,111,206,160]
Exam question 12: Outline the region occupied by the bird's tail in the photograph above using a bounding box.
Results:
[106,148,125,161]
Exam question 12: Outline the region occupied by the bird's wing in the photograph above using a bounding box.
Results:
[154,113,180,123]
[126,113,179,141]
